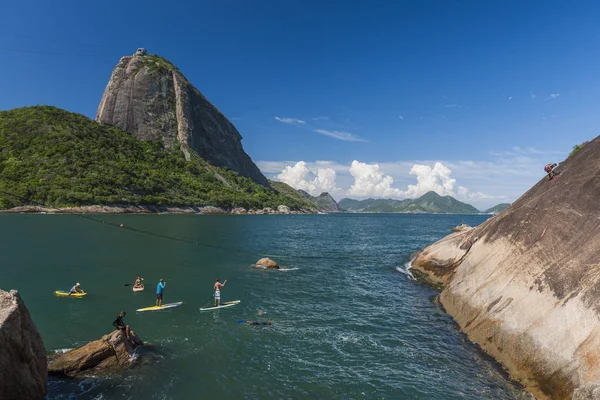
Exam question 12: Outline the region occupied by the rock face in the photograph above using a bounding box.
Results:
[411,136,600,399]
[298,190,340,212]
[255,258,279,269]
[48,330,143,377]
[95,51,268,186]
[0,289,47,400]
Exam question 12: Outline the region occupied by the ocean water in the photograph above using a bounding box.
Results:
[0,213,528,399]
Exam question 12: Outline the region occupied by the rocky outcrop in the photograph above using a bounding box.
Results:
[0,289,47,400]
[411,135,600,399]
[95,51,269,186]
[48,330,143,377]
[298,191,340,212]
[255,258,279,269]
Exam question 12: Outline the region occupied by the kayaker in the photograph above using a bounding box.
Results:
[113,311,131,339]
[133,276,144,289]
[155,279,166,307]
[213,278,227,307]
[68,283,84,295]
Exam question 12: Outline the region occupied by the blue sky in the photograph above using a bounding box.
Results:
[2,0,599,208]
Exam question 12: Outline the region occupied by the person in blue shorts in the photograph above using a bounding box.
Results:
[155,279,166,306]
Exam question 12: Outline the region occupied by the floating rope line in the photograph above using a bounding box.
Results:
[0,189,289,259]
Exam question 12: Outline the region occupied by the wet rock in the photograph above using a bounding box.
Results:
[48,330,143,377]
[0,289,47,400]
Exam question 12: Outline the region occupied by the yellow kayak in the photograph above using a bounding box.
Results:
[55,290,87,297]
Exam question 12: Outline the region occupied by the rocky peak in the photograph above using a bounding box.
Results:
[95,50,269,186]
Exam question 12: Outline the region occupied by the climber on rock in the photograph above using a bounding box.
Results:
[544,163,560,181]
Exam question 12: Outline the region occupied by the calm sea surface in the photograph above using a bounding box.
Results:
[0,213,527,399]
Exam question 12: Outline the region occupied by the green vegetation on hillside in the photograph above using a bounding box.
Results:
[570,141,589,157]
[485,203,510,214]
[0,106,316,211]
[338,191,480,214]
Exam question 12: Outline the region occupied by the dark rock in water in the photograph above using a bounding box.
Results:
[411,135,600,399]
[0,289,47,400]
[48,330,143,377]
[95,50,268,186]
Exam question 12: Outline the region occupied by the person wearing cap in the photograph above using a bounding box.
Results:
[68,283,84,295]
[155,279,166,307]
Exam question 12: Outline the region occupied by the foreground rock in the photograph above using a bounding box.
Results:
[255,258,279,269]
[96,49,269,186]
[48,330,143,377]
[411,137,600,399]
[0,289,47,400]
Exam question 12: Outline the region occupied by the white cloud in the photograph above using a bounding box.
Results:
[401,162,456,198]
[398,115,404,120]
[312,116,329,121]
[348,161,402,197]
[508,96,514,100]
[259,144,568,209]
[546,93,560,100]
[530,92,536,99]
[276,161,340,196]
[275,117,306,124]
[314,129,365,142]
[444,104,462,108]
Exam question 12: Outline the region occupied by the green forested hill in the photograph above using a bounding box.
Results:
[338,191,480,214]
[0,106,316,211]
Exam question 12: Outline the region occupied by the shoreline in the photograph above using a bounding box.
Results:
[0,205,314,215]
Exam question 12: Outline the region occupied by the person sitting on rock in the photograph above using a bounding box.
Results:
[544,163,560,180]
[133,276,144,289]
[113,311,131,339]
[68,283,84,295]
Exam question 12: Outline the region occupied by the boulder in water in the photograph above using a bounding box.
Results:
[0,289,47,400]
[48,330,143,377]
[255,258,279,269]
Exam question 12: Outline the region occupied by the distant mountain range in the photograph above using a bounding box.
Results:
[297,190,340,212]
[338,191,481,214]
[484,203,510,214]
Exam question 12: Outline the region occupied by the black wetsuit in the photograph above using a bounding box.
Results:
[113,315,125,330]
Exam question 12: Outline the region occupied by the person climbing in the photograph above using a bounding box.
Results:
[544,163,560,181]
[133,276,144,289]
[156,279,166,307]
[68,283,84,295]
[113,311,131,339]
[214,278,227,307]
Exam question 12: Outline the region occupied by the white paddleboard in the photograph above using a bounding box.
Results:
[136,302,183,312]
[199,300,241,311]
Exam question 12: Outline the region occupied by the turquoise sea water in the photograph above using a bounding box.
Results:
[0,213,527,399]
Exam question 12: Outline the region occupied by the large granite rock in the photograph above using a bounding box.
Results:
[96,51,268,186]
[255,258,279,269]
[48,330,143,377]
[0,289,47,400]
[411,137,600,399]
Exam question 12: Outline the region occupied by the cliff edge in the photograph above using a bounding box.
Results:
[96,48,268,186]
[411,139,600,399]
[0,289,47,400]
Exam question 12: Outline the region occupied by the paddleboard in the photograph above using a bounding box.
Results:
[136,302,183,312]
[199,300,241,311]
[55,291,87,297]
[132,285,145,292]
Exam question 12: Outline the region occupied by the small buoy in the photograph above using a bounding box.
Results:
[119,224,124,227]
